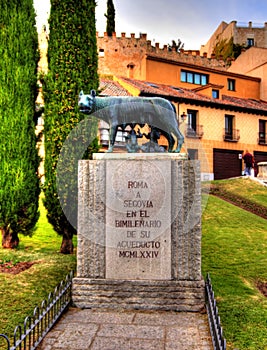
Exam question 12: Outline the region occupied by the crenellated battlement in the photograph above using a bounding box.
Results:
[96,31,228,74]
[38,28,229,82]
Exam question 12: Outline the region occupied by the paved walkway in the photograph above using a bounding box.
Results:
[38,307,213,350]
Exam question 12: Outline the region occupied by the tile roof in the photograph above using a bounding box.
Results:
[192,83,224,92]
[117,77,267,115]
[99,79,131,96]
[222,95,267,110]
[98,77,267,115]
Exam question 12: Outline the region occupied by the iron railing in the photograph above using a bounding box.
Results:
[185,125,204,138]
[205,274,226,350]
[223,128,240,142]
[1,271,225,350]
[0,271,73,350]
[258,132,267,145]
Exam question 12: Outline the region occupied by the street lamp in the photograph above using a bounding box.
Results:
[180,111,187,122]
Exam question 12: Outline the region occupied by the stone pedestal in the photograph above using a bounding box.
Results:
[258,162,267,178]
[72,153,205,311]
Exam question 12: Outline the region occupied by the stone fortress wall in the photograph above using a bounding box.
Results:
[38,22,267,79]
[200,21,267,57]
[97,31,228,79]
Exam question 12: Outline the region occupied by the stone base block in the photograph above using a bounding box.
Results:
[72,278,205,312]
[258,162,267,178]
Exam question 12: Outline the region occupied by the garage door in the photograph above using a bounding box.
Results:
[254,151,267,164]
[213,148,243,180]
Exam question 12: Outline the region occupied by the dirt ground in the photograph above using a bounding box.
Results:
[257,281,267,297]
[0,261,36,274]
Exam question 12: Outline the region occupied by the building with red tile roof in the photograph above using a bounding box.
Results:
[97,76,267,180]
[38,27,267,179]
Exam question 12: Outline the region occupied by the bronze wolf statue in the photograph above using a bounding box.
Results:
[78,90,184,153]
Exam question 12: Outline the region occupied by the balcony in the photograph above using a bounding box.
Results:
[99,127,128,147]
[223,128,240,142]
[185,125,204,139]
[258,132,267,145]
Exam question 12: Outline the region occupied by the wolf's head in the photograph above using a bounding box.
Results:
[78,90,96,114]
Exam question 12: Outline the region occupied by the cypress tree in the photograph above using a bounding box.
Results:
[105,0,116,36]
[43,0,99,254]
[0,0,40,248]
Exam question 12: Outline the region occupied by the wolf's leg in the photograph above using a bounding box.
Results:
[172,127,184,153]
[107,124,117,152]
[176,138,184,152]
[160,129,175,152]
[167,133,175,152]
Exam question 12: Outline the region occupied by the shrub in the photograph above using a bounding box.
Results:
[43,0,99,254]
[0,0,40,248]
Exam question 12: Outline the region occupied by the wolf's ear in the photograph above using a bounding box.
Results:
[79,90,84,97]
[91,89,96,98]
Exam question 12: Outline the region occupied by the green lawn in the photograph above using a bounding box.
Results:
[212,177,267,212]
[0,178,267,350]
[202,178,267,350]
[211,176,267,208]
[0,197,77,346]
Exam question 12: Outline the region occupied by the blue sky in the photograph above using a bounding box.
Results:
[95,0,267,49]
[34,0,267,49]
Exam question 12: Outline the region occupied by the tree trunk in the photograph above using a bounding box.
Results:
[60,230,73,254]
[1,227,19,249]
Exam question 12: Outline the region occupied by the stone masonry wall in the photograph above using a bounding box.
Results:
[97,32,227,79]
[201,21,267,57]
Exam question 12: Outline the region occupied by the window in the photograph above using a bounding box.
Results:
[187,72,193,83]
[259,120,267,144]
[99,48,105,57]
[180,70,208,85]
[227,79,235,91]
[247,38,254,47]
[127,63,135,69]
[186,110,197,137]
[171,86,184,92]
[201,75,208,85]
[224,115,239,141]
[188,110,197,132]
[194,74,201,84]
[185,110,203,138]
[212,89,219,99]
[181,71,186,82]
[146,82,159,89]
[188,149,198,160]
[225,115,233,139]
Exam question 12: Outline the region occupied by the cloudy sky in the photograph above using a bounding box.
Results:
[34,0,267,49]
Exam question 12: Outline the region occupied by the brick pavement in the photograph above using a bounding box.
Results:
[38,307,213,350]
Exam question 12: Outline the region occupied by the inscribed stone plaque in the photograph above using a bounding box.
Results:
[106,159,171,280]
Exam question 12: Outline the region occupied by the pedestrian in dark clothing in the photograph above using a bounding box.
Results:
[243,150,253,176]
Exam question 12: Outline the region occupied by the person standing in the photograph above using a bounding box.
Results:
[243,150,254,176]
